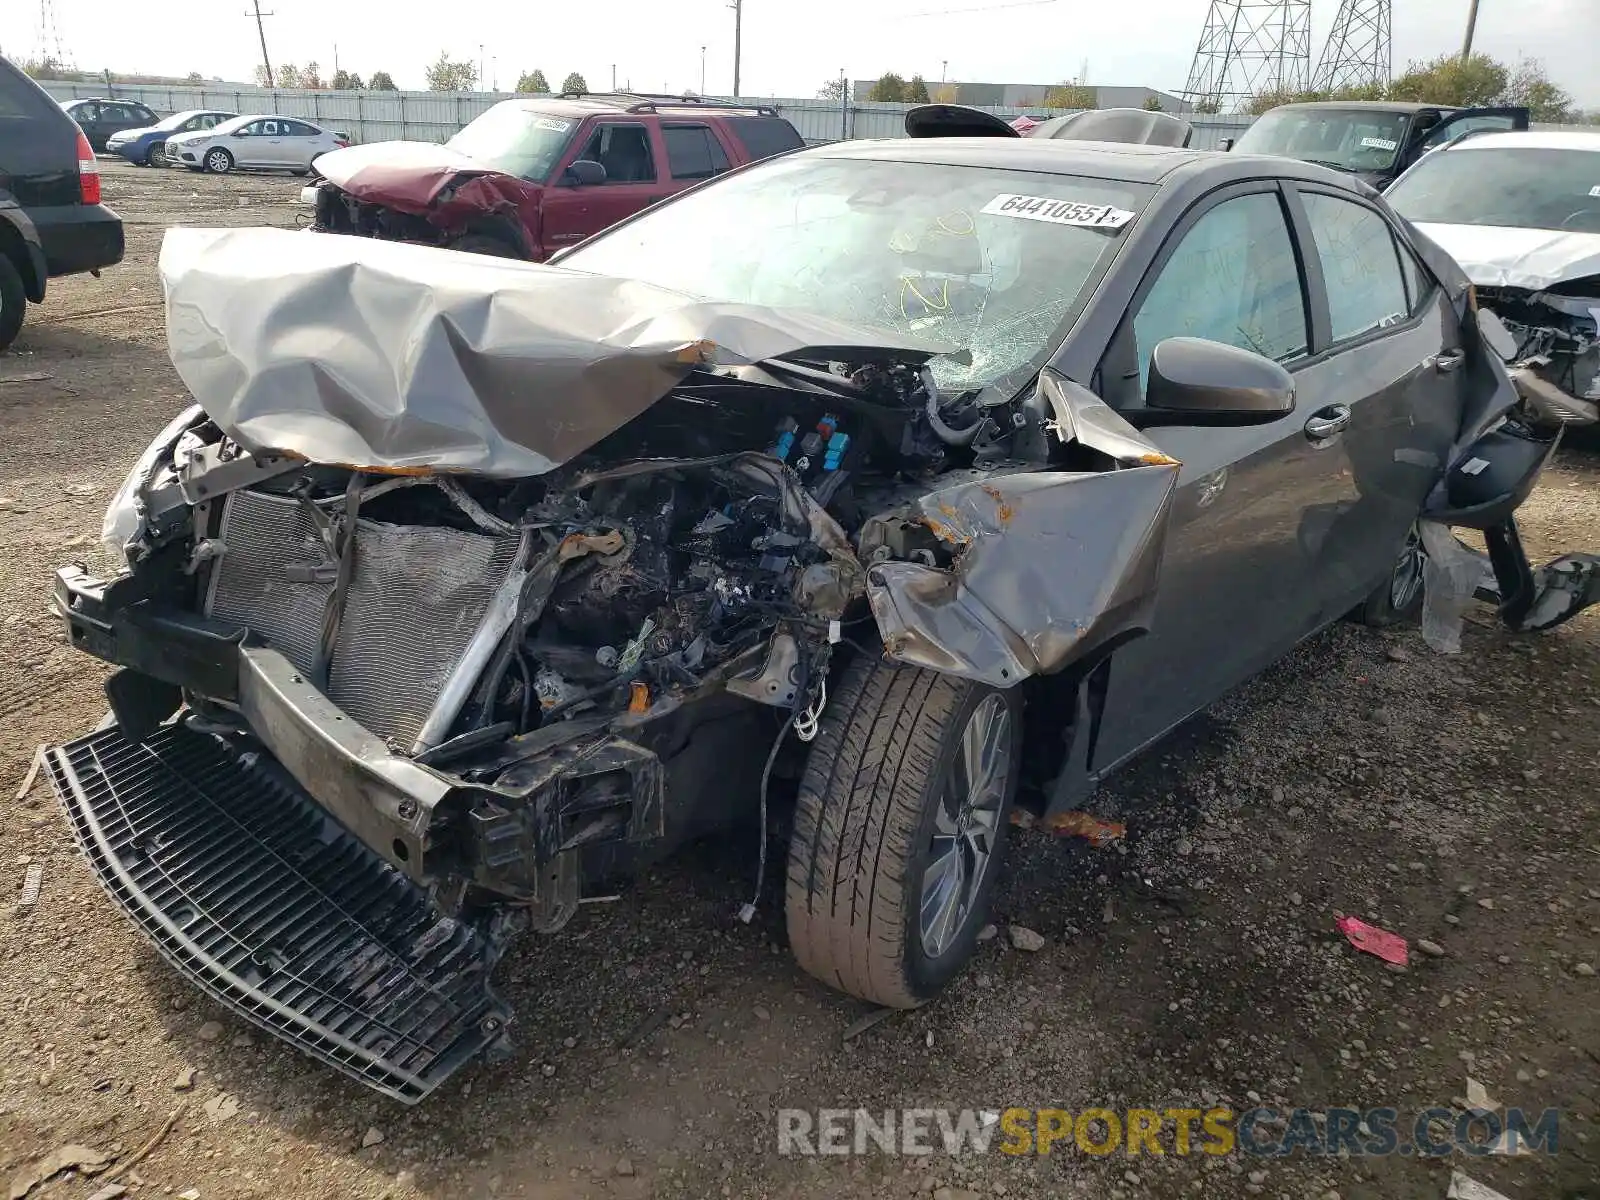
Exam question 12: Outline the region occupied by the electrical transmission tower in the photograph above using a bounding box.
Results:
[1181,0,1311,113]
[1312,0,1392,91]
[34,0,75,69]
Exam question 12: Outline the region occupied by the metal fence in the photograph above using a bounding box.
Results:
[39,80,1587,151]
[38,79,1257,149]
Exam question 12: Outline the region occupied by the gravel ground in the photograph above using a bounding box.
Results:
[1,163,1597,1200]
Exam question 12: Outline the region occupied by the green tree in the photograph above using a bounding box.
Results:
[368,70,396,90]
[186,71,203,83]
[253,64,273,87]
[560,72,588,94]
[904,74,931,103]
[867,72,906,102]
[1143,95,1165,111]
[274,63,303,88]
[817,77,846,101]
[1502,57,1573,122]
[1043,83,1096,109]
[300,61,325,89]
[332,69,363,90]
[516,69,551,94]
[1388,51,1506,107]
[426,53,478,92]
[1193,98,1221,114]
[931,83,959,103]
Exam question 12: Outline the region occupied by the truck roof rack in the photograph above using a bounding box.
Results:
[555,90,780,117]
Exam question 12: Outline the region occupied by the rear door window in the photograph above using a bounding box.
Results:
[664,124,731,180]
[724,115,803,161]
[1301,192,1410,343]
[284,120,318,137]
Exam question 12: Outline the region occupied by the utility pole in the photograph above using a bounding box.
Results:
[941,60,948,82]
[700,45,706,95]
[246,0,274,87]
[479,44,485,90]
[729,0,742,97]
[1460,0,1481,62]
[611,63,617,90]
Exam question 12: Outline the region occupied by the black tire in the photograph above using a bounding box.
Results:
[0,252,27,355]
[786,657,1021,1009]
[448,233,521,258]
[1357,525,1425,627]
[147,141,167,168]
[291,168,309,177]
[203,147,234,175]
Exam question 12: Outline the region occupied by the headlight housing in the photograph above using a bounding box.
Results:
[101,405,206,565]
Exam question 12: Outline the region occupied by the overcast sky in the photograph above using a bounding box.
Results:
[3,0,1596,106]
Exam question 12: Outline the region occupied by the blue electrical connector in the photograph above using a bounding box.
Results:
[823,431,849,472]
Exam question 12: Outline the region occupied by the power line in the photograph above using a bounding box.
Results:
[895,0,1057,18]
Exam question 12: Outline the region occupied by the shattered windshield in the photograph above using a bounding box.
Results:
[447,103,580,181]
[1234,107,1411,173]
[1388,147,1600,235]
[558,155,1149,395]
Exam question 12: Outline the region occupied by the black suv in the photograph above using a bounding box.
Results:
[62,96,159,152]
[1,58,125,352]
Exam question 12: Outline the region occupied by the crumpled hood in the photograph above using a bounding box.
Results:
[159,226,947,478]
[1412,221,1600,292]
[313,140,513,211]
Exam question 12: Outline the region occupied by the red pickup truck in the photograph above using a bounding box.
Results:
[303,92,805,260]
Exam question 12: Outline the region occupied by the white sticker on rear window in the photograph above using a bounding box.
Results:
[1360,136,1399,151]
[531,117,573,133]
[981,194,1135,229]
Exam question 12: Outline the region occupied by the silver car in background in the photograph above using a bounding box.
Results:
[165,113,349,176]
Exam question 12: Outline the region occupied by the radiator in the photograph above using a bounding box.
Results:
[206,489,522,749]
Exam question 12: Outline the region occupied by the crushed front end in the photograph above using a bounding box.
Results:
[51,226,1183,1100]
[1479,283,1600,426]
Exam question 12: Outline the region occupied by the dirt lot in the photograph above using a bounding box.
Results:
[1,162,1597,1200]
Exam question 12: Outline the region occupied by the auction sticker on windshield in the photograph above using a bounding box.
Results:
[531,117,573,132]
[1360,137,1399,151]
[982,194,1135,229]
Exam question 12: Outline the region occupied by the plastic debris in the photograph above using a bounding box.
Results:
[18,863,42,908]
[13,746,44,802]
[1037,810,1127,847]
[7,1144,110,1200]
[1419,521,1483,654]
[1335,915,1409,965]
[1447,1170,1513,1200]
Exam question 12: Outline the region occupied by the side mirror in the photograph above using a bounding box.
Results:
[1477,307,1518,363]
[561,159,607,187]
[1220,137,1235,151]
[1145,337,1295,425]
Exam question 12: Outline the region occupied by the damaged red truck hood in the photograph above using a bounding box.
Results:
[313,141,529,215]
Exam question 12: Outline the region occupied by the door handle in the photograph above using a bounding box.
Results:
[1304,405,1351,441]
[1430,349,1465,374]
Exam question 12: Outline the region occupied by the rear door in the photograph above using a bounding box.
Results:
[254,118,290,167]
[280,120,323,168]
[1284,185,1464,620]
[541,120,670,249]
[1090,183,1348,767]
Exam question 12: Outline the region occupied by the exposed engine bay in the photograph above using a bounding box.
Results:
[1480,282,1600,425]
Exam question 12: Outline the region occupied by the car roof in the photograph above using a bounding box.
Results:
[1434,128,1600,152]
[1270,101,1454,115]
[489,94,779,119]
[805,136,1374,193]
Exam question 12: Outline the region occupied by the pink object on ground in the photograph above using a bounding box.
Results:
[1334,916,1409,965]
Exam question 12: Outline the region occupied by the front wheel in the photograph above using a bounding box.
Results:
[147,141,167,168]
[203,148,234,174]
[786,657,1020,1008]
[0,252,27,354]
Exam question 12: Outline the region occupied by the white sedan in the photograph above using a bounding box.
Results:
[165,114,349,175]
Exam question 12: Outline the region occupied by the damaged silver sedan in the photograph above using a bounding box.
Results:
[47,138,1600,1101]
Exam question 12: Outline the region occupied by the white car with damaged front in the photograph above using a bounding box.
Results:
[164,113,349,176]
[1387,130,1600,425]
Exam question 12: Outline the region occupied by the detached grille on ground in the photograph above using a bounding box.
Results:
[205,488,521,748]
[48,723,512,1103]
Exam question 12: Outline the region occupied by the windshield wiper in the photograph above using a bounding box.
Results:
[1302,158,1357,173]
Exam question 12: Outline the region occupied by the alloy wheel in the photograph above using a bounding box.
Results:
[919,693,1012,959]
